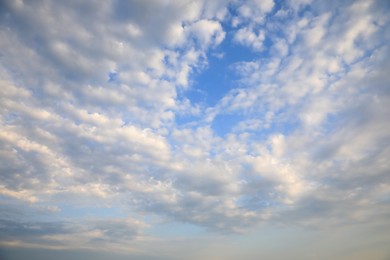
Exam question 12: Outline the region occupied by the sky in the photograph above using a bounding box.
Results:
[0,0,389,259]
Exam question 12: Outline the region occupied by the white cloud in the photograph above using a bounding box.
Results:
[234,27,265,51]
[204,0,390,224]
[236,0,275,25]
[189,19,226,49]
[0,0,389,258]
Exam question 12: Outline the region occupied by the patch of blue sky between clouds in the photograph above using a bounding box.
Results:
[107,71,118,82]
[188,29,257,106]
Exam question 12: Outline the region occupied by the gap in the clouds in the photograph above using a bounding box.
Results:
[177,5,294,128]
[107,71,118,82]
[187,29,260,108]
[175,34,261,127]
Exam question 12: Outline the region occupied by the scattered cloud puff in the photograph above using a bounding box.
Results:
[0,0,389,258]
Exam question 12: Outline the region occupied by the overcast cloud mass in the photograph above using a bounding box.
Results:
[0,0,390,259]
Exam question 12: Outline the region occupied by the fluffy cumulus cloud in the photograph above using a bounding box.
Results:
[1,0,390,259]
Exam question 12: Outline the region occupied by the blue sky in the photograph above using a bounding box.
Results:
[0,0,390,259]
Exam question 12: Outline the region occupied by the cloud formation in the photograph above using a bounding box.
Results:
[1,0,389,258]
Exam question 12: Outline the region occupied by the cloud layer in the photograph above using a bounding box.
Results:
[1,0,389,258]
